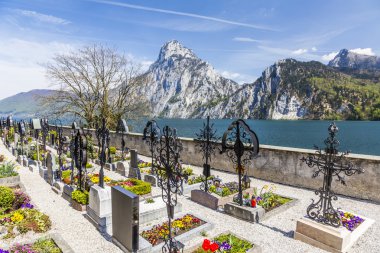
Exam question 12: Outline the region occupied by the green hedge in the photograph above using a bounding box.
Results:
[122,179,151,195]
[71,190,89,205]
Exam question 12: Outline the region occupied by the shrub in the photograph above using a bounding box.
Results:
[183,167,194,176]
[61,170,71,179]
[32,238,62,253]
[71,190,89,205]
[221,187,231,197]
[0,162,18,178]
[85,163,93,169]
[109,146,117,155]
[0,186,15,210]
[110,179,151,195]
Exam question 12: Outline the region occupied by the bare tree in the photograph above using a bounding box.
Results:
[43,44,150,129]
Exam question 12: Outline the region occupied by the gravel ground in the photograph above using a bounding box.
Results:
[1,145,378,253]
[0,143,124,253]
[138,155,380,253]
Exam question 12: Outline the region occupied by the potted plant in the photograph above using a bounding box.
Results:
[71,190,88,211]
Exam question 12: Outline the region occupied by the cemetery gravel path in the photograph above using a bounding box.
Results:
[0,143,123,253]
[138,155,380,253]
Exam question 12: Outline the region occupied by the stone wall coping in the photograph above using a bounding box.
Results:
[57,125,380,161]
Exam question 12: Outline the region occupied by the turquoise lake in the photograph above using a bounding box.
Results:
[130,119,380,156]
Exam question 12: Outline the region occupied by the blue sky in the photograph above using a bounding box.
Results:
[0,0,379,99]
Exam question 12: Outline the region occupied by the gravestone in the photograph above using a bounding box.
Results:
[128,150,141,179]
[22,156,28,167]
[105,163,116,171]
[46,153,58,185]
[143,174,157,187]
[17,155,23,164]
[62,184,74,202]
[112,186,140,252]
[116,161,128,177]
[39,165,48,180]
[86,185,112,234]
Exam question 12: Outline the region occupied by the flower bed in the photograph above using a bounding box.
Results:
[108,178,151,195]
[138,160,152,169]
[0,186,51,239]
[0,163,18,179]
[340,211,364,231]
[194,233,254,253]
[188,175,214,185]
[0,238,62,253]
[141,214,205,246]
[209,182,247,197]
[235,185,292,212]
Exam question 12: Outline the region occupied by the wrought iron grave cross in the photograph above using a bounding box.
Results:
[154,126,185,253]
[143,120,161,174]
[96,118,109,188]
[301,122,363,227]
[220,119,259,206]
[195,116,219,193]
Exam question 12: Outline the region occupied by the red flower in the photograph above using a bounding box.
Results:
[251,199,257,208]
[202,239,211,251]
[210,242,219,252]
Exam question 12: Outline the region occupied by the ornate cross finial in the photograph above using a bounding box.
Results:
[143,120,161,174]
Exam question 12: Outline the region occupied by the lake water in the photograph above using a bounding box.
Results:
[131,119,380,156]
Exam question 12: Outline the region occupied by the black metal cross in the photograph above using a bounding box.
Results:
[220,119,259,206]
[117,119,129,161]
[73,125,88,191]
[143,120,161,174]
[301,122,364,227]
[96,118,109,188]
[154,126,185,253]
[195,116,219,193]
[55,121,64,181]
[17,120,26,155]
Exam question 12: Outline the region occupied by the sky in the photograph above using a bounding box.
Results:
[0,0,379,99]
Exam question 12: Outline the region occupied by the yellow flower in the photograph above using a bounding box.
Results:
[11,212,24,222]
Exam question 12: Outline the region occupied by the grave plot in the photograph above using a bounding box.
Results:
[140,213,213,253]
[0,233,74,253]
[0,160,20,187]
[294,122,374,253]
[0,186,51,244]
[187,231,262,253]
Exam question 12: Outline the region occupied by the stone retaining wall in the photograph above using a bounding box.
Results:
[58,126,380,203]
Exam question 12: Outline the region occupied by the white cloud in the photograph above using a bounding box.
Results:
[14,9,70,25]
[322,51,339,61]
[292,48,308,55]
[233,37,261,43]
[0,38,75,99]
[349,48,375,56]
[311,47,317,52]
[218,70,255,84]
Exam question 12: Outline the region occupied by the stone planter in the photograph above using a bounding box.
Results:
[184,231,262,253]
[191,189,249,210]
[0,175,20,187]
[224,194,298,223]
[71,199,87,212]
[138,212,214,253]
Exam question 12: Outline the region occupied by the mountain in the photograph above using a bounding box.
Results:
[1,42,380,120]
[328,49,380,70]
[0,89,54,118]
[138,40,239,118]
[241,59,380,120]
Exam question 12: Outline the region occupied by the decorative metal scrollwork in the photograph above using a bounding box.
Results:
[195,116,219,193]
[56,121,64,181]
[153,126,185,253]
[301,122,364,227]
[220,119,259,206]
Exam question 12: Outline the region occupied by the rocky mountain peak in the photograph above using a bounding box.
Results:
[328,49,380,69]
[157,40,197,63]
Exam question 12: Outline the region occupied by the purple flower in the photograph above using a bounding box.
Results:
[21,203,34,209]
[256,196,262,201]
[220,241,231,251]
